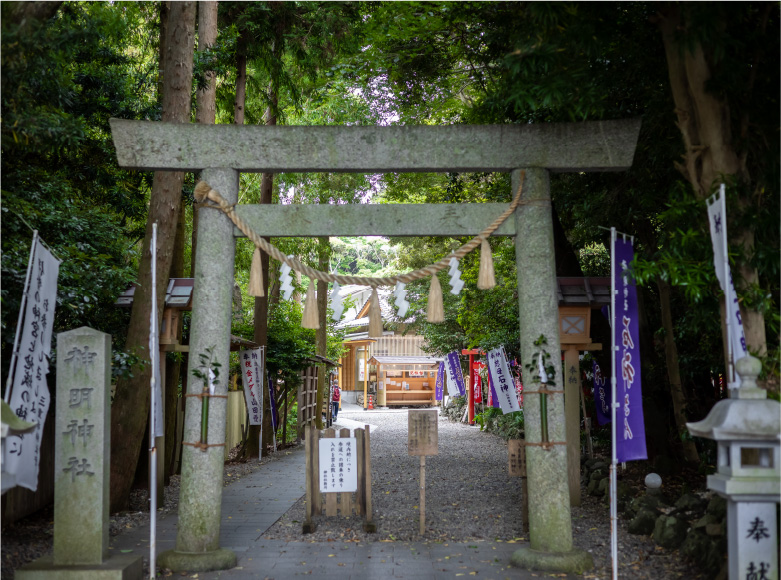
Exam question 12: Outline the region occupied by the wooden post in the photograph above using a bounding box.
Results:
[339,428,353,516]
[363,348,369,409]
[355,428,365,516]
[303,423,316,533]
[313,426,322,515]
[508,439,530,534]
[580,385,594,459]
[282,379,288,445]
[564,346,582,506]
[362,424,375,532]
[377,363,386,407]
[408,410,438,536]
[419,455,426,535]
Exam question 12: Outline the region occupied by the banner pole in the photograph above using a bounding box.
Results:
[610,226,619,580]
[4,231,38,404]
[718,184,736,386]
[149,223,158,580]
[260,349,265,462]
[260,346,265,461]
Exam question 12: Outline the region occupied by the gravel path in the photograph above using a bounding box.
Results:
[265,408,706,579]
[3,407,705,579]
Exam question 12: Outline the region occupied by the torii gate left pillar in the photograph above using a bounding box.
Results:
[110,117,640,574]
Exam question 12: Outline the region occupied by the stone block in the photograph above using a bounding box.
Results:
[652,515,688,549]
[628,509,658,535]
[706,494,727,520]
[15,554,142,580]
[54,328,111,566]
[692,513,717,530]
[589,468,607,483]
[674,492,707,514]
[628,494,660,516]
[705,522,724,536]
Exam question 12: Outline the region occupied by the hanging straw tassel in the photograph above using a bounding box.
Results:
[427,274,444,323]
[477,237,496,290]
[368,287,383,337]
[302,280,320,329]
[248,247,265,297]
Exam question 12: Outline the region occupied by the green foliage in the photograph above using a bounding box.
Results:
[192,346,222,388]
[1,2,158,387]
[231,297,346,387]
[524,335,558,387]
[280,401,299,445]
[330,237,400,278]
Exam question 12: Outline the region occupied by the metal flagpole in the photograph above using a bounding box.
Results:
[149,223,158,580]
[271,374,277,453]
[610,226,619,580]
[718,184,736,387]
[260,346,265,462]
[4,231,38,404]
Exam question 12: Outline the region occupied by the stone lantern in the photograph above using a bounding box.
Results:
[687,356,780,580]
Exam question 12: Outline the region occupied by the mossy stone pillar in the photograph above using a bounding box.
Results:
[510,168,592,574]
[158,168,238,573]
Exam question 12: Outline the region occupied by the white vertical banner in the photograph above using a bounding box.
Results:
[150,223,163,437]
[445,352,465,397]
[239,348,263,425]
[4,237,60,492]
[486,346,521,414]
[707,185,748,386]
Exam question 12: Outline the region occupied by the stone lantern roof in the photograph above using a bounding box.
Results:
[688,356,780,441]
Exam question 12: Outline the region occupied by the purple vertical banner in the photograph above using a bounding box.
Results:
[614,238,647,461]
[487,366,500,408]
[268,376,278,430]
[446,351,466,397]
[435,362,445,401]
[593,360,610,426]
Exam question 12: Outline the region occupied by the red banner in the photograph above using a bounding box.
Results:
[472,362,484,404]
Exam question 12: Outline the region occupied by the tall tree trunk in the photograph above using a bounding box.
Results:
[245,68,279,458]
[163,202,186,483]
[109,1,195,513]
[255,86,277,456]
[315,237,329,430]
[658,5,767,359]
[191,0,218,277]
[657,278,700,463]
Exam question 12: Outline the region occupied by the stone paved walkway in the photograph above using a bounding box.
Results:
[109,406,578,579]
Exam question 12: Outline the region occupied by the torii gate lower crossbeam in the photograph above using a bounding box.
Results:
[110,118,640,575]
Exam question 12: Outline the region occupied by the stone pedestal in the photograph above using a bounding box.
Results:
[17,327,142,580]
[16,555,143,580]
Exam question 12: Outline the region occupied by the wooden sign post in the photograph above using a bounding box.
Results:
[408,409,439,535]
[508,439,530,534]
[303,423,374,534]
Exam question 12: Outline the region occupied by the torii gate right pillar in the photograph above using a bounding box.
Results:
[511,168,593,573]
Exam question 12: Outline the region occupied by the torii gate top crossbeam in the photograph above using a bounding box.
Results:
[109,118,641,173]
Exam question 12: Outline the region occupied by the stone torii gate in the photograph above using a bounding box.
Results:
[110,118,641,573]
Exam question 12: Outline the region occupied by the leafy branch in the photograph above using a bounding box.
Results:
[524,334,556,386]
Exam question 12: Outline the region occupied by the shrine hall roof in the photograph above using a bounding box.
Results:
[369,355,444,367]
[556,277,611,307]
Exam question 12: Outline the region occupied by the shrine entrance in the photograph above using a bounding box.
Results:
[110,118,641,573]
